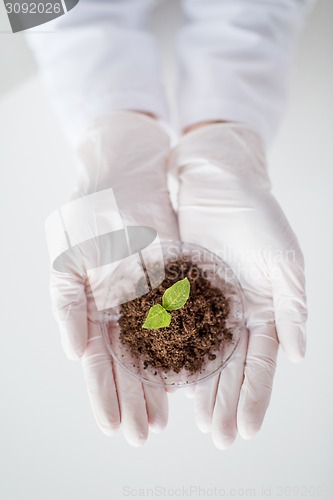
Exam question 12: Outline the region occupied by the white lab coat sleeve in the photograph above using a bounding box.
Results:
[178,0,316,147]
[25,0,168,145]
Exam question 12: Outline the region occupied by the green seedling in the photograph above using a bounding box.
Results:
[142,277,190,329]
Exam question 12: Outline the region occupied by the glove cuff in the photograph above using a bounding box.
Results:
[168,122,271,190]
[72,110,172,198]
[77,111,176,149]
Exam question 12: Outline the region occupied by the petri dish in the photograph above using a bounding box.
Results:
[100,240,245,387]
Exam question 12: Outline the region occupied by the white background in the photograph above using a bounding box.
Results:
[0,1,332,499]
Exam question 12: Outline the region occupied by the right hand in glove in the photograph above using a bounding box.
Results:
[169,122,307,448]
[46,111,179,446]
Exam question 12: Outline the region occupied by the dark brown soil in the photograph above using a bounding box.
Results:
[118,258,232,375]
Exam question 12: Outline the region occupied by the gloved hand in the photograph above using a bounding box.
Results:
[169,122,307,448]
[46,111,179,446]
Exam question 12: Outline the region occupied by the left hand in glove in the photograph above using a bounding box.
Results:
[46,111,179,446]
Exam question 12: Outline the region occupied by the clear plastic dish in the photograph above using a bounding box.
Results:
[100,240,245,387]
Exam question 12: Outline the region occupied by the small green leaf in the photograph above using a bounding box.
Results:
[162,277,190,311]
[142,304,171,329]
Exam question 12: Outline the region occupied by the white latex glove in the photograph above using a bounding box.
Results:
[47,111,179,446]
[169,123,307,448]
